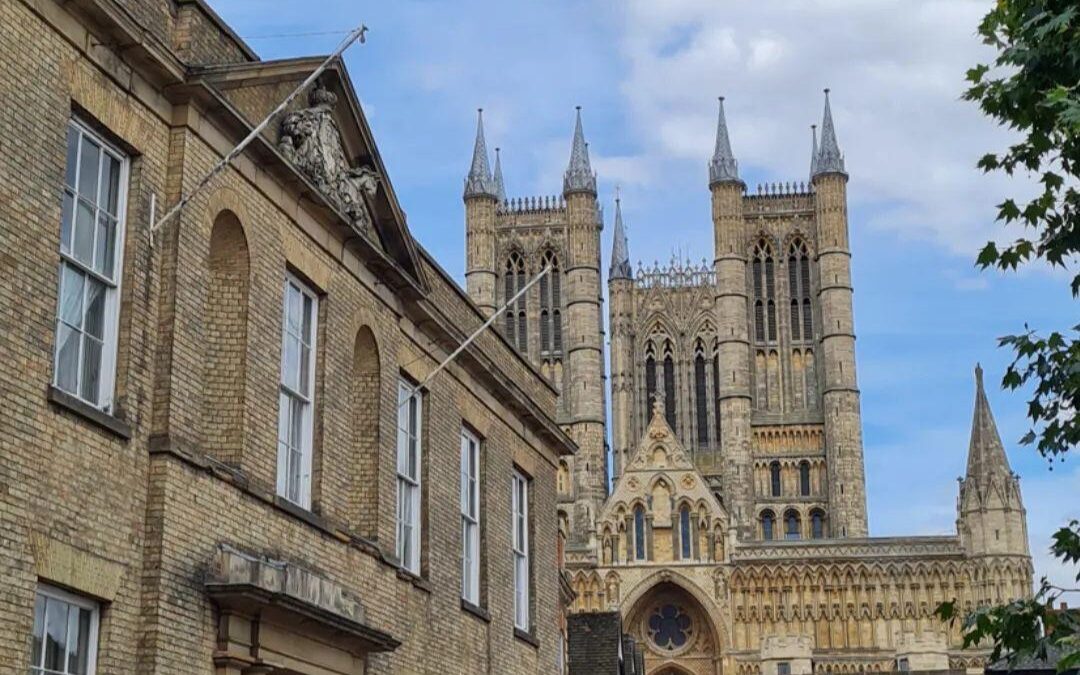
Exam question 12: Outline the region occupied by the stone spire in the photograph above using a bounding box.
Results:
[563,106,597,195]
[492,147,506,203]
[813,89,846,177]
[809,124,819,178]
[709,96,740,185]
[610,188,632,280]
[965,364,1014,482]
[464,108,496,199]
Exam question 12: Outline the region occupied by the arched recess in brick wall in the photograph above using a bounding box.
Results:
[351,325,381,538]
[203,210,250,467]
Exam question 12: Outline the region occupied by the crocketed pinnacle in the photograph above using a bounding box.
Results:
[965,363,1014,484]
[809,124,819,178]
[464,109,497,199]
[563,106,597,195]
[709,97,740,185]
[609,189,632,280]
[492,147,506,203]
[813,89,846,177]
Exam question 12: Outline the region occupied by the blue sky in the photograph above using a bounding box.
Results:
[210,0,1077,591]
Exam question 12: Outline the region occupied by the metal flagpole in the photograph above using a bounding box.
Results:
[147,23,368,246]
[399,264,553,407]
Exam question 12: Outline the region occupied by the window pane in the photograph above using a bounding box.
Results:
[55,323,81,394]
[289,396,304,452]
[301,294,313,343]
[100,154,121,216]
[73,198,96,266]
[77,136,100,200]
[59,264,85,327]
[31,594,45,666]
[80,335,102,404]
[68,607,92,674]
[299,344,311,397]
[287,284,302,332]
[64,126,79,189]
[282,334,299,390]
[60,191,75,254]
[83,279,106,340]
[95,212,116,278]
[43,597,69,671]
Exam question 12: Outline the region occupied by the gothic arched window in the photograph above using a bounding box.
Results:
[504,251,527,353]
[785,510,801,540]
[761,510,775,541]
[694,340,708,447]
[788,240,813,342]
[634,505,646,560]
[680,505,692,560]
[539,250,561,357]
[770,461,782,497]
[663,340,676,430]
[799,460,811,496]
[752,239,777,343]
[712,339,722,444]
[645,342,657,425]
[811,509,825,539]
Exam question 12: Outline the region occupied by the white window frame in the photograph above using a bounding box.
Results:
[460,427,481,604]
[53,118,128,412]
[276,273,318,508]
[396,379,422,574]
[30,584,101,675]
[512,469,530,631]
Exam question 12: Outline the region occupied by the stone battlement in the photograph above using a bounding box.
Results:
[633,257,715,289]
[497,195,567,214]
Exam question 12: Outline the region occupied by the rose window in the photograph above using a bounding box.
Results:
[647,604,693,651]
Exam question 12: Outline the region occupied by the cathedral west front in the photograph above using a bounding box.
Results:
[462,93,1033,675]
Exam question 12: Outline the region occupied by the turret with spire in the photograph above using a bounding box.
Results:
[609,189,634,480]
[708,95,754,536]
[957,364,1029,557]
[811,88,868,537]
[463,109,499,315]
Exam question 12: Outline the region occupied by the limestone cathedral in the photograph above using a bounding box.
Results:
[462,94,1033,675]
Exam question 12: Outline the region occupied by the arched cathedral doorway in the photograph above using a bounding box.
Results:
[624,580,721,675]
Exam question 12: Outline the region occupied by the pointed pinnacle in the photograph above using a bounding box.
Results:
[564,106,597,195]
[813,88,846,177]
[709,96,740,185]
[966,363,1013,482]
[610,189,632,280]
[464,108,497,199]
[809,124,819,178]
[492,147,506,202]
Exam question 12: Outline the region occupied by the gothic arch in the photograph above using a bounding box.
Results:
[620,570,726,650]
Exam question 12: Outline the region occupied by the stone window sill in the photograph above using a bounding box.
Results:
[514,627,539,649]
[395,567,433,594]
[461,599,490,623]
[48,386,132,440]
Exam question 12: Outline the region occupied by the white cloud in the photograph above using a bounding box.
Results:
[613,0,1038,256]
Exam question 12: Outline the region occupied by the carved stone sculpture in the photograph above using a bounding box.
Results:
[279,84,379,240]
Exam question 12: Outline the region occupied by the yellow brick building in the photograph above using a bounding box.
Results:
[0,1,575,673]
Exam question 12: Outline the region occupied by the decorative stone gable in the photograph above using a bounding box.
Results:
[596,401,729,566]
[279,83,380,241]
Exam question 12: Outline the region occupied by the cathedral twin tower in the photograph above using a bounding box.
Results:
[464,92,868,550]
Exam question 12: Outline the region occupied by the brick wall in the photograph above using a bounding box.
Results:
[0,1,567,673]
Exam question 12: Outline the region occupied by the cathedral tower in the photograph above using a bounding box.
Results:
[464,109,499,316]
[957,365,1029,557]
[709,97,755,536]
[463,108,608,553]
[811,90,868,537]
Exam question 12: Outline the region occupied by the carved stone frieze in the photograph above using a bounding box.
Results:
[279,84,380,240]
